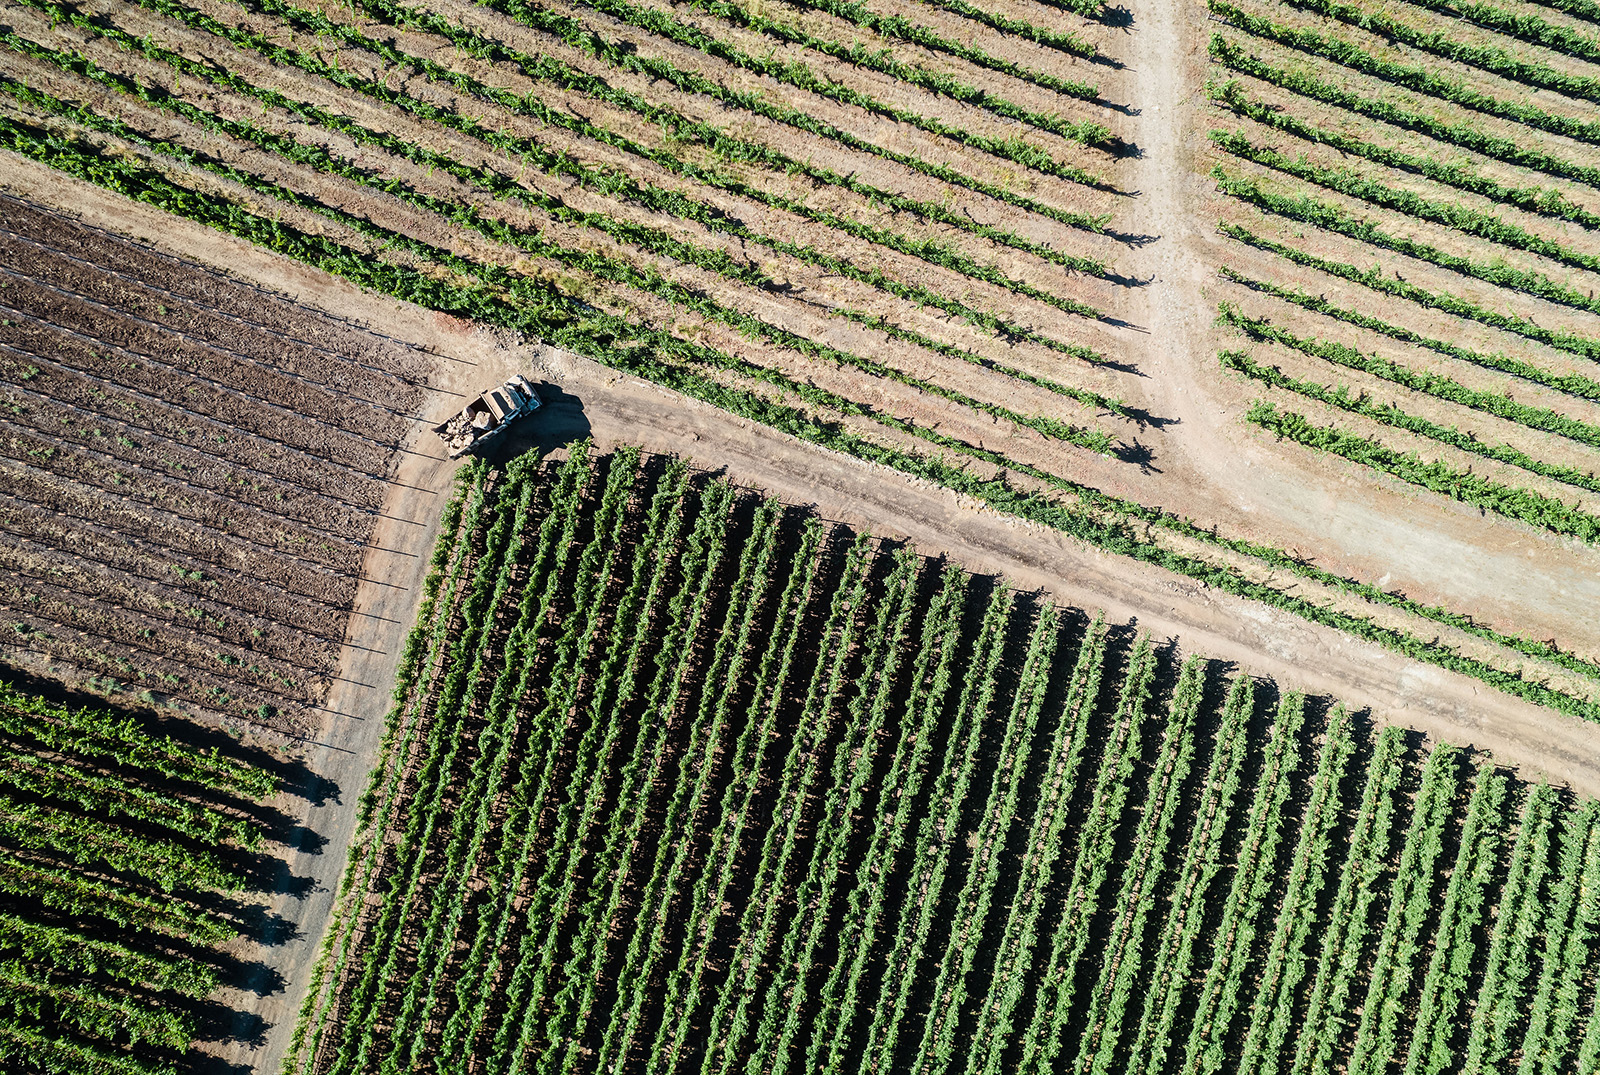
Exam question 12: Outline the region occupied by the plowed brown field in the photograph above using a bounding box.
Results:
[0,196,430,734]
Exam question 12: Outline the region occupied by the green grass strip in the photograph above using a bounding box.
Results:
[1248,400,1600,542]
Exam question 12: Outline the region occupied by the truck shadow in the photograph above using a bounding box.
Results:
[482,380,592,462]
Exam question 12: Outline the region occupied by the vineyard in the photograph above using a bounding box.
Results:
[0,197,430,732]
[0,676,281,1074]
[11,0,1600,1067]
[291,445,1600,1075]
[3,0,1598,731]
[1208,0,1600,549]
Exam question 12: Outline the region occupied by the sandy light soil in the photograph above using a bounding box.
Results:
[195,420,457,1075]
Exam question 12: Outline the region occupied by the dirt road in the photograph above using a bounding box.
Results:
[523,347,1600,792]
[193,428,455,1075]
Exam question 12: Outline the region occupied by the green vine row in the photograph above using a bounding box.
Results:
[1249,400,1600,542]
[1283,0,1600,103]
[1212,129,1600,274]
[323,0,1120,242]
[881,0,1098,56]
[1218,223,1600,366]
[1397,0,1600,63]
[1218,303,1600,448]
[1209,78,1600,229]
[1222,349,1600,496]
[1208,0,1600,145]
[1213,169,1600,317]
[711,0,1100,89]
[21,0,1116,369]
[1218,266,1600,405]
[552,0,1113,161]
[1209,34,1600,191]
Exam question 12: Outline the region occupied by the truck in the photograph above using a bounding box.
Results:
[432,375,543,459]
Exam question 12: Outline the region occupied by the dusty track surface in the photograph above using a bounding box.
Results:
[515,350,1600,794]
[198,427,456,1075]
[0,170,450,1070]
[1101,0,1600,667]
[1122,0,1600,668]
